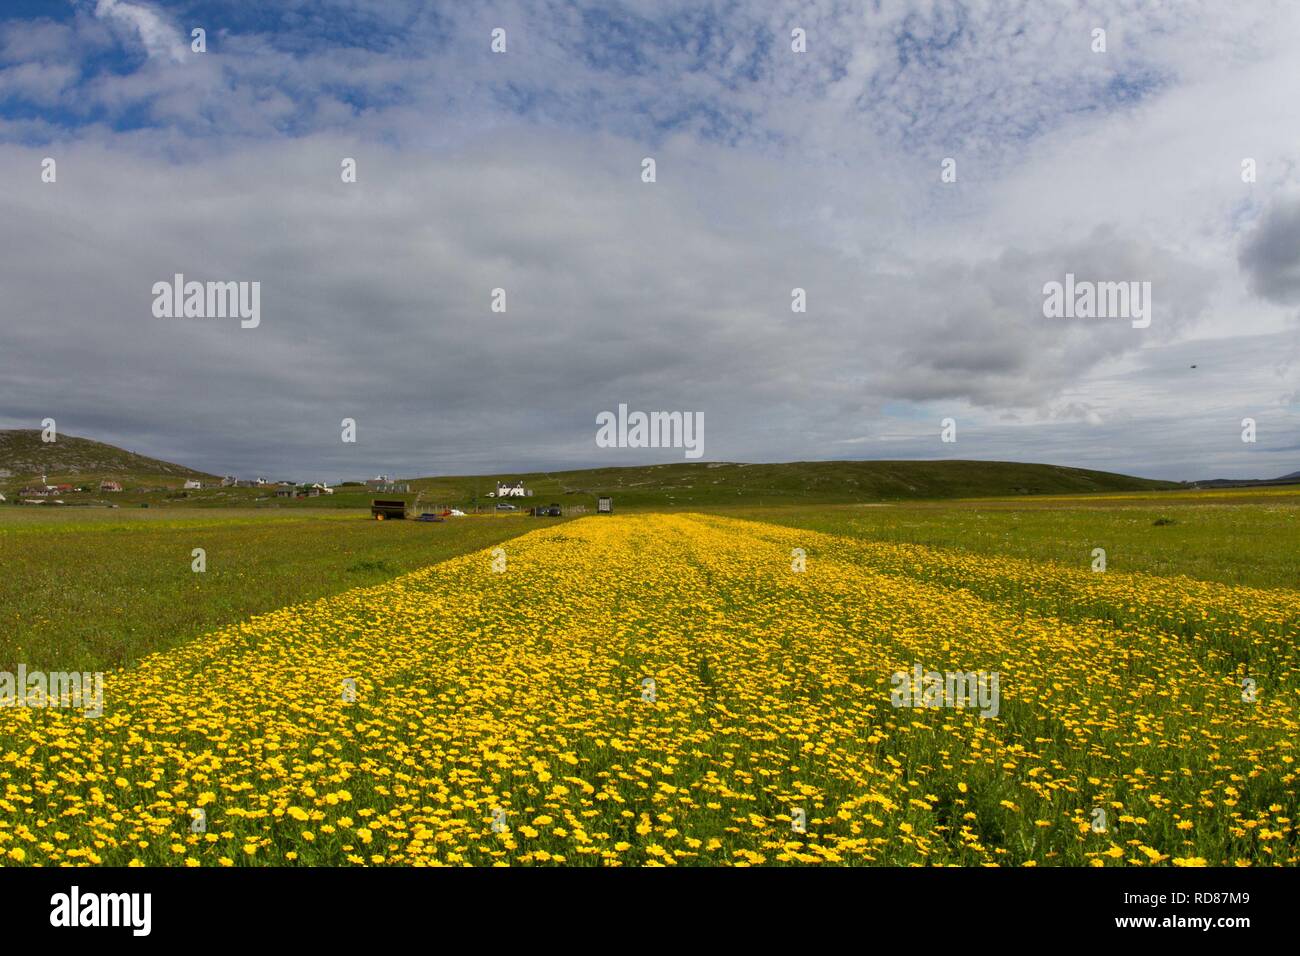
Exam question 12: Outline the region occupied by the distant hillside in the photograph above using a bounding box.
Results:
[1190,472,1300,490]
[402,460,1181,509]
[0,432,1181,509]
[0,430,214,484]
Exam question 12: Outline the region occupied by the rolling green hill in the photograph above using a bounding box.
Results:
[0,428,1181,509]
[0,430,215,489]
[399,459,1180,510]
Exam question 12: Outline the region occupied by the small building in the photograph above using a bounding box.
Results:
[597,496,613,514]
[220,476,238,487]
[495,481,529,498]
[100,480,123,493]
[275,488,294,498]
[183,479,203,490]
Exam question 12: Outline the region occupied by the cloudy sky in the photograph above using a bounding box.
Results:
[1,0,1298,482]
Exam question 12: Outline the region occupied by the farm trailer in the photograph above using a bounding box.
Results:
[370,499,408,520]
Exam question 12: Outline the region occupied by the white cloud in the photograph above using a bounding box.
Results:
[93,0,186,64]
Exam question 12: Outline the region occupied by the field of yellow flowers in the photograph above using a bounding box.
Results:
[1,513,1295,866]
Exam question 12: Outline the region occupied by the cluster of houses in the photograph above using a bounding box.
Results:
[11,476,113,504]
[18,481,87,497]
[275,484,334,498]
[365,475,409,493]
[14,474,111,498]
[213,476,334,495]
[218,476,271,489]
[9,474,338,502]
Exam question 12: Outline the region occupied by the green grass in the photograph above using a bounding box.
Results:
[402,459,1179,510]
[0,509,548,673]
[734,488,1300,589]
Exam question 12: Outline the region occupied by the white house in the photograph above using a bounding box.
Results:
[183,479,203,490]
[366,478,409,493]
[495,481,530,498]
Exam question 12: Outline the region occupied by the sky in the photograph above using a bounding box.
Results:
[1,0,1298,482]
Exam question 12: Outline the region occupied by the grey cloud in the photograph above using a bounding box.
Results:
[1,1,1298,482]
[1240,197,1300,305]
[0,130,1235,480]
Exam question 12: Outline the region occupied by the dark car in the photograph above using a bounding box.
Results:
[546,503,562,517]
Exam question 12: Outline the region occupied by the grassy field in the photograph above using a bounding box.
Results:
[3,488,1295,675]
[1,489,1296,867]
[736,488,1300,590]
[0,509,549,673]
[0,511,1294,866]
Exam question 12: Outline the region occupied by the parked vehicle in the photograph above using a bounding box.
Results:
[371,499,407,520]
[495,503,517,511]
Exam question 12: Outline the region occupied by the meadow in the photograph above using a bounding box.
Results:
[0,509,540,672]
[737,488,1300,590]
[0,502,1296,866]
[5,487,1293,677]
